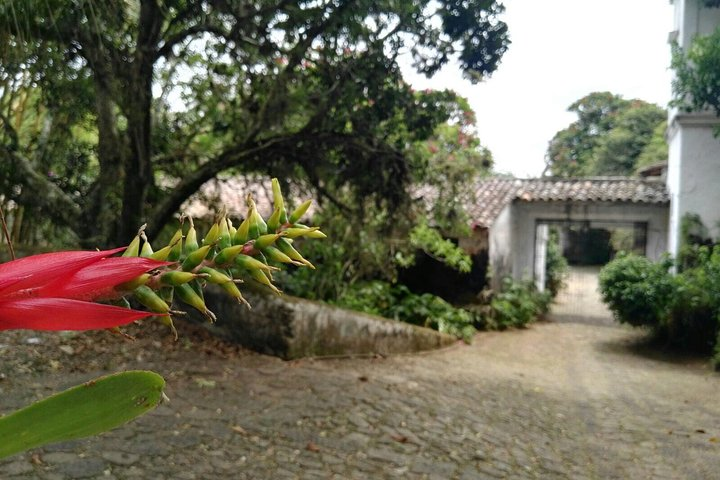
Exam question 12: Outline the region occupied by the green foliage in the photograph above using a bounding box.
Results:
[677,213,716,271]
[0,0,509,246]
[545,92,667,177]
[668,247,720,351]
[635,121,669,172]
[333,281,476,343]
[482,278,552,330]
[545,229,568,297]
[600,247,720,357]
[599,253,675,328]
[410,121,493,234]
[672,27,720,118]
[408,223,472,273]
[0,371,165,460]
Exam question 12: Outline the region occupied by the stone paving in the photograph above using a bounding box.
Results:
[1,267,720,479]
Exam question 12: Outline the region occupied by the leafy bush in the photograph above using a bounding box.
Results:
[598,253,675,328]
[407,222,472,273]
[331,280,396,317]
[668,246,720,351]
[474,278,551,330]
[545,228,568,297]
[600,248,720,363]
[332,281,476,343]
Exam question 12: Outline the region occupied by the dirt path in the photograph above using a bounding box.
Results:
[1,268,719,479]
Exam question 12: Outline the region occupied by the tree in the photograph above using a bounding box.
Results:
[544,92,666,177]
[280,98,494,301]
[672,26,720,118]
[0,0,510,247]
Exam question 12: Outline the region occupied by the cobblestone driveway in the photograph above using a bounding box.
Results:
[1,267,719,479]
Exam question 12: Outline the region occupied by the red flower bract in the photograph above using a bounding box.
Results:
[0,248,169,331]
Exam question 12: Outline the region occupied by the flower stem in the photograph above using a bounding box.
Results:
[0,204,15,260]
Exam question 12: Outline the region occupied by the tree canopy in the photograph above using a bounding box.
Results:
[0,0,510,247]
[544,92,667,177]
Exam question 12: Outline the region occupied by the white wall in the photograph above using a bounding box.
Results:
[488,204,513,291]
[667,117,720,255]
[667,1,720,256]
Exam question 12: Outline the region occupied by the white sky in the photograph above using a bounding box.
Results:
[400,0,675,178]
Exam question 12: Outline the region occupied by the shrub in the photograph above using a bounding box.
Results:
[478,278,551,330]
[388,285,476,342]
[600,248,720,359]
[331,280,395,317]
[545,228,568,297]
[598,253,675,328]
[333,281,476,343]
[667,246,720,351]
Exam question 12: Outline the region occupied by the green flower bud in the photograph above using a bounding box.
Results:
[184,216,199,254]
[175,283,216,322]
[263,245,300,265]
[266,207,282,232]
[123,225,146,257]
[181,244,213,271]
[271,178,288,225]
[133,285,171,314]
[115,273,152,292]
[212,244,245,266]
[168,227,184,262]
[217,214,231,250]
[276,238,315,268]
[203,222,221,246]
[140,232,154,257]
[234,214,251,245]
[234,253,277,273]
[198,266,234,284]
[159,270,199,287]
[248,269,281,295]
[219,280,251,308]
[282,226,321,239]
[288,200,312,224]
[254,233,283,251]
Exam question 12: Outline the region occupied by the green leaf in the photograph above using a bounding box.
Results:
[0,370,165,459]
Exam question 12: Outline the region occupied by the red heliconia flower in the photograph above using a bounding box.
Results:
[0,248,170,331]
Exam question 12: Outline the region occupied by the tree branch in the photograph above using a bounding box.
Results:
[0,147,82,228]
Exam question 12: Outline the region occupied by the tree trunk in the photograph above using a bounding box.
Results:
[78,78,125,248]
[119,84,153,245]
[116,0,162,245]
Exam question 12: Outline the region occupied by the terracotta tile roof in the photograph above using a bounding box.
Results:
[182,176,315,220]
[471,177,669,228]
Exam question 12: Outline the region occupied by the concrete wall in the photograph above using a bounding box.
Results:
[189,285,456,359]
[667,116,720,256]
[508,200,669,283]
[667,1,720,256]
[488,203,513,291]
[671,0,720,49]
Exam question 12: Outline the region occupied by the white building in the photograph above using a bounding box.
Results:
[667,0,720,256]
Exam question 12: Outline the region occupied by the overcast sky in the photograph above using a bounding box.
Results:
[400,0,675,178]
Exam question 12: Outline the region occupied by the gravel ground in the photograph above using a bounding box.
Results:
[1,267,719,479]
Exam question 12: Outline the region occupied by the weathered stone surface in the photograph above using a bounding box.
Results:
[190,285,456,359]
[1,269,719,479]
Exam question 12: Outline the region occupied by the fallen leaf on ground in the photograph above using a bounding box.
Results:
[306,442,321,452]
[231,425,247,435]
[695,429,706,434]
[58,345,75,355]
[194,377,216,388]
[391,434,408,443]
